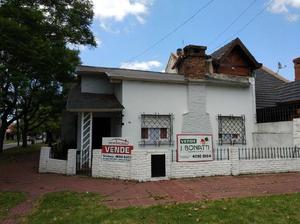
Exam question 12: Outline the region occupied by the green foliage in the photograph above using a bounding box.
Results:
[0,0,96,151]
[26,191,300,224]
[0,191,27,220]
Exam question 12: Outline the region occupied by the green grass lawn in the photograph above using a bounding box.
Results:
[0,192,27,221]
[25,191,300,224]
[0,144,44,164]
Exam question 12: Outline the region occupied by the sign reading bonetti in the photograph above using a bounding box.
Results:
[101,137,133,162]
[177,134,213,162]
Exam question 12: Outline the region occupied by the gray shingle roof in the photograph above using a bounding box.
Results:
[76,66,186,83]
[255,65,300,108]
[277,81,300,103]
[255,68,286,109]
[66,85,123,112]
[211,39,236,61]
[211,38,261,69]
[76,65,252,86]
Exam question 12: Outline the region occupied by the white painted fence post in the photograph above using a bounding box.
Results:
[91,149,100,177]
[66,149,77,175]
[230,146,240,176]
[293,118,300,147]
[39,147,51,173]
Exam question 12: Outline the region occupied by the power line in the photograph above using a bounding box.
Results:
[126,0,216,62]
[208,0,257,46]
[211,1,272,52]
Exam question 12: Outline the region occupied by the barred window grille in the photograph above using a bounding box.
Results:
[218,115,246,145]
[140,114,173,146]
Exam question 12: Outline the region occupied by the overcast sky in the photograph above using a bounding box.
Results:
[79,0,300,81]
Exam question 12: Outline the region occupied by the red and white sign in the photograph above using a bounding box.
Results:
[101,137,133,162]
[177,134,213,162]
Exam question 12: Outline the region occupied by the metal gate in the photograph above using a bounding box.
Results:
[76,112,93,176]
[76,150,92,176]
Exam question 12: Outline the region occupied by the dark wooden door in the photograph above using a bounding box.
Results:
[151,154,166,177]
[92,117,111,149]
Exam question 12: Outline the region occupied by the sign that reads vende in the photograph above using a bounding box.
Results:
[177,134,213,162]
[101,137,133,162]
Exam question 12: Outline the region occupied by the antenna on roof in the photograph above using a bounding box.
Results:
[277,62,287,73]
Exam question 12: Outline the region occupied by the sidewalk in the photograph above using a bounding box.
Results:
[1,150,300,222]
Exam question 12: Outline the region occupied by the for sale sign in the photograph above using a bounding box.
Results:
[177,134,213,162]
[101,137,133,162]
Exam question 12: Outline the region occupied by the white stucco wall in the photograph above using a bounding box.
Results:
[253,121,294,147]
[206,79,256,147]
[121,79,256,150]
[39,147,77,175]
[121,80,187,150]
[81,75,114,94]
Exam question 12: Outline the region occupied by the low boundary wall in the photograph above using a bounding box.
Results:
[92,147,300,181]
[39,147,76,175]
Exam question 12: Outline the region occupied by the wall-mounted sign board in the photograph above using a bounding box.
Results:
[102,137,133,162]
[177,134,213,162]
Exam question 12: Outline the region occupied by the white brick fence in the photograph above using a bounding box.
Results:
[92,147,300,181]
[39,147,76,175]
[39,146,300,181]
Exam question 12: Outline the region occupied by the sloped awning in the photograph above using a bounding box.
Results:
[66,85,124,112]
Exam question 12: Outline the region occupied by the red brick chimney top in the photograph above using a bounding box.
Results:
[293,57,300,64]
[293,57,300,81]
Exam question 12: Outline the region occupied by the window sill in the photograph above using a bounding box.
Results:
[139,140,174,146]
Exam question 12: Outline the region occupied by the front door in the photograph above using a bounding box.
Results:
[151,154,166,177]
[92,117,111,149]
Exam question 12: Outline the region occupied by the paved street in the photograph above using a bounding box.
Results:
[3,140,43,150]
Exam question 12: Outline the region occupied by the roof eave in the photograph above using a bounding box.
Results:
[67,108,123,112]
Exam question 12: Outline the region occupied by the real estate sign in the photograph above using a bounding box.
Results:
[177,134,213,162]
[101,137,133,162]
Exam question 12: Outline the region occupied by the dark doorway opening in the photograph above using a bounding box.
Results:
[151,154,166,177]
[92,117,111,149]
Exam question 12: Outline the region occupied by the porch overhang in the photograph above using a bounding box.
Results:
[66,85,124,112]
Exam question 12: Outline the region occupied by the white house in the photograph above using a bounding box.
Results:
[58,38,269,180]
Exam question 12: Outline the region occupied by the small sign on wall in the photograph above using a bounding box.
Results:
[101,137,133,162]
[177,134,213,162]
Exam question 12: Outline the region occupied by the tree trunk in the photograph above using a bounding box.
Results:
[22,117,28,148]
[46,130,53,147]
[0,125,7,154]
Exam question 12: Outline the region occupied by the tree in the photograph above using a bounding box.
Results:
[0,0,96,153]
[20,88,65,147]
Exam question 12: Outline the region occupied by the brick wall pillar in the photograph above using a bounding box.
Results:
[229,146,240,176]
[66,149,77,175]
[39,147,51,173]
[293,118,300,147]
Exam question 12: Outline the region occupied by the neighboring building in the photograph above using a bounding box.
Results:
[63,38,263,180]
[252,57,300,147]
[255,57,300,123]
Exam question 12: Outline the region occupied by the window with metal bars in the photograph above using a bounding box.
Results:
[140,114,173,146]
[218,115,246,145]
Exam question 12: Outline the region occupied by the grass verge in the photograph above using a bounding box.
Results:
[26,191,300,224]
[0,192,27,221]
[0,144,44,164]
[4,140,16,144]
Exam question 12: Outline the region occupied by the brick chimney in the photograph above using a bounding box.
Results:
[175,45,208,79]
[294,57,300,81]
